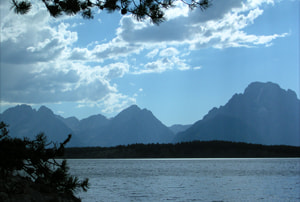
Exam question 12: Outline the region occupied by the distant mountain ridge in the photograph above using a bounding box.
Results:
[0,104,174,147]
[0,105,77,145]
[174,82,300,146]
[1,81,299,146]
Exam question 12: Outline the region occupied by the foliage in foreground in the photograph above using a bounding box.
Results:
[10,0,211,24]
[0,121,89,196]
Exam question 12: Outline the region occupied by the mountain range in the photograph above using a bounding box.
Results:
[174,82,300,146]
[0,104,175,147]
[1,81,299,146]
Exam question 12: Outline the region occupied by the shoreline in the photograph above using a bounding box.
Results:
[62,141,300,159]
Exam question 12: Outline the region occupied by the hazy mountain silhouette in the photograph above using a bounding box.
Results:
[1,81,299,146]
[0,105,79,146]
[83,105,174,146]
[0,104,174,147]
[57,116,80,131]
[174,82,300,146]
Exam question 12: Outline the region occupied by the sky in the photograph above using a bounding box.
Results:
[0,0,299,126]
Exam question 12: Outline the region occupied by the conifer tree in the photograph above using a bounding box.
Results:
[10,0,211,24]
[0,121,89,197]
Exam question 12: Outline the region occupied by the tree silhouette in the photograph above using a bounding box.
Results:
[0,122,89,199]
[11,0,211,24]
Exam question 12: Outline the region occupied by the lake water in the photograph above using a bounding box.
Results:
[68,158,300,202]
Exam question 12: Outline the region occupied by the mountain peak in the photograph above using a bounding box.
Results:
[126,104,141,111]
[6,104,34,113]
[244,81,281,95]
[115,105,141,119]
[1,104,36,120]
[176,81,300,146]
[246,81,280,89]
[38,106,54,116]
[243,81,299,106]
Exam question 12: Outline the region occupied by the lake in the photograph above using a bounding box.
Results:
[68,158,300,202]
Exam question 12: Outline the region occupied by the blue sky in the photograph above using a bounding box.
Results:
[0,0,299,126]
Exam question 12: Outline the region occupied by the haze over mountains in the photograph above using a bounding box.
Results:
[0,105,76,144]
[1,82,299,146]
[0,104,174,147]
[175,82,300,146]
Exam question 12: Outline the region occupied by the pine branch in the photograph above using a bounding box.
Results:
[10,0,211,24]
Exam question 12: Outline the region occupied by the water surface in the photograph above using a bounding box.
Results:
[68,158,300,201]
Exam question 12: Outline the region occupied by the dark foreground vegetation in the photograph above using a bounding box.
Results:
[64,141,300,159]
[0,122,89,202]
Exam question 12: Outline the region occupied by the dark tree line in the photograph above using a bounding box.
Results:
[0,122,89,200]
[10,0,211,24]
[63,141,300,158]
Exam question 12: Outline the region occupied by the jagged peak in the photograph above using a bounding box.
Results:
[116,105,141,116]
[112,105,158,125]
[246,81,280,89]
[38,105,54,116]
[244,81,284,96]
[3,104,35,114]
[203,81,299,121]
[12,104,33,110]
[243,81,299,103]
[126,104,141,111]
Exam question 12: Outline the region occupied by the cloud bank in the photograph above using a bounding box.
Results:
[0,0,288,114]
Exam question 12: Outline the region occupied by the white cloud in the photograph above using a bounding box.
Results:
[173,57,190,71]
[193,66,202,70]
[142,58,173,74]
[99,93,136,114]
[146,49,159,58]
[68,47,91,60]
[1,63,109,103]
[0,3,77,64]
[116,0,287,51]
[0,0,137,114]
[134,55,191,74]
[159,47,179,57]
[244,0,274,10]
[164,1,189,20]
[0,0,291,115]
[90,39,142,61]
[103,62,130,79]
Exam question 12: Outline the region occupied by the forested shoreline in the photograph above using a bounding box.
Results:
[63,141,300,158]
